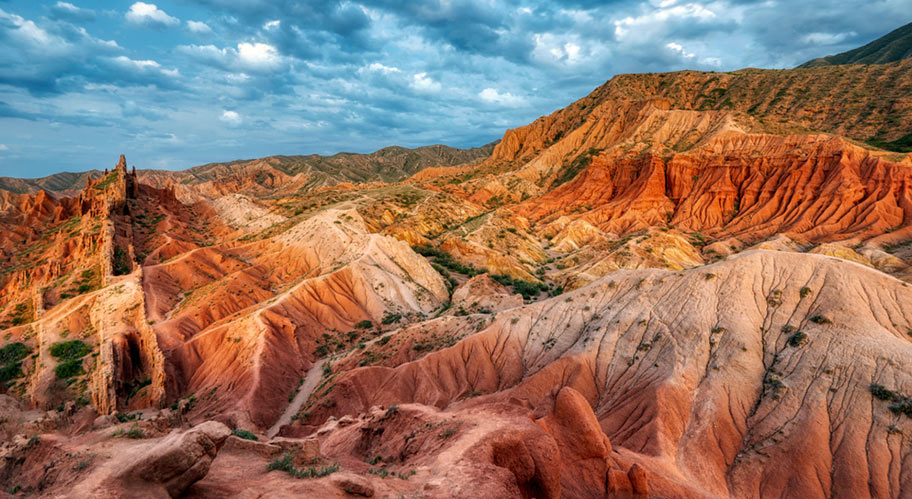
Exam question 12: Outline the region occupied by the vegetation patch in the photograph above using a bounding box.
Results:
[870,384,912,418]
[232,428,258,441]
[0,342,31,383]
[809,315,831,325]
[786,331,808,347]
[267,454,339,478]
[412,245,483,277]
[553,148,603,187]
[867,133,912,153]
[112,247,131,276]
[490,274,548,300]
[113,425,145,439]
[50,340,92,360]
[49,340,91,379]
[92,170,119,191]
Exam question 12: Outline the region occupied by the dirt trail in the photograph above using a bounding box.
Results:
[267,358,327,438]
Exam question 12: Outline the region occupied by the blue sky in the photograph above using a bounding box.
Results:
[0,0,909,177]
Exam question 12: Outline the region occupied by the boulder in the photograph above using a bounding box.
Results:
[102,421,231,497]
[269,437,321,466]
[93,414,117,429]
[222,435,282,458]
[332,472,375,497]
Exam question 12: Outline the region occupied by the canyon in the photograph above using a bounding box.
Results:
[1,58,912,498]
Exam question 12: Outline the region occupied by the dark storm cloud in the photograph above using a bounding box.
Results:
[0,0,910,176]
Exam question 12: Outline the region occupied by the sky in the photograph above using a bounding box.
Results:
[0,1,909,177]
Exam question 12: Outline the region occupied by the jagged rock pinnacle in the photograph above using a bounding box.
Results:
[116,154,127,172]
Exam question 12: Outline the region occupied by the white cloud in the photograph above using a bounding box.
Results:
[237,42,281,71]
[55,2,81,13]
[179,42,284,73]
[564,42,581,62]
[125,2,179,27]
[49,1,95,21]
[0,9,60,51]
[479,88,524,107]
[532,34,588,65]
[187,20,212,34]
[0,145,8,151]
[666,42,695,58]
[108,56,180,78]
[700,57,722,67]
[410,72,441,92]
[264,20,280,30]
[220,110,241,126]
[113,55,160,69]
[802,31,855,46]
[366,62,400,73]
[614,3,717,40]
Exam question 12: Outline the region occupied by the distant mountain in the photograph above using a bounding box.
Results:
[799,21,912,67]
[169,143,494,183]
[0,170,102,195]
[0,143,496,196]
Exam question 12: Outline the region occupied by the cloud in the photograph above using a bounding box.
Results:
[410,72,441,93]
[479,88,524,107]
[365,62,400,73]
[614,3,718,41]
[125,2,179,28]
[0,7,123,94]
[48,2,96,22]
[178,42,284,73]
[220,110,242,126]
[238,42,282,71]
[0,144,8,151]
[802,31,856,46]
[666,41,695,58]
[187,20,213,34]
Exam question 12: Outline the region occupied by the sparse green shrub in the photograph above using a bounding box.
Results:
[413,245,482,276]
[49,340,91,360]
[113,425,144,439]
[384,405,399,418]
[871,384,897,401]
[115,412,137,423]
[0,342,30,364]
[381,312,401,325]
[354,320,373,330]
[232,429,258,441]
[112,247,130,276]
[787,331,808,347]
[0,342,30,383]
[809,315,831,325]
[55,359,84,378]
[267,454,295,473]
[267,454,338,478]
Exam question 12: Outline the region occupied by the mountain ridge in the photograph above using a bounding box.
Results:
[0,142,497,197]
[799,21,912,68]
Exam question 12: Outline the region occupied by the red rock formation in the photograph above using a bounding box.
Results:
[517,132,912,243]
